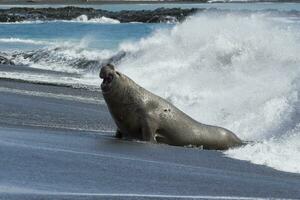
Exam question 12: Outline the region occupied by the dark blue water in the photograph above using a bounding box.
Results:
[0,22,170,51]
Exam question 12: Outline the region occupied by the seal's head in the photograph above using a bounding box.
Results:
[99,64,121,94]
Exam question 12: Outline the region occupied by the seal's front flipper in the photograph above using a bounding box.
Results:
[141,119,158,143]
[115,129,123,139]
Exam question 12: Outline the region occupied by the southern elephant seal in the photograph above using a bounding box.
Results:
[100,64,242,150]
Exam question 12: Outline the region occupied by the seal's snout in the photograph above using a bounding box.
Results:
[100,64,115,79]
[100,64,116,93]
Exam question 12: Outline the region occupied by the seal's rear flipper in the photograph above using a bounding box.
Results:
[154,133,168,144]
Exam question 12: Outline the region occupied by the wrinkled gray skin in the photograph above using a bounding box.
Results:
[100,64,242,150]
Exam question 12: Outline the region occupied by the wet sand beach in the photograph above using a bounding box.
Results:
[0,76,300,199]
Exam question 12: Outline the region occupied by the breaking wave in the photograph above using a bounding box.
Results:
[117,13,300,173]
[73,15,120,24]
[0,38,125,89]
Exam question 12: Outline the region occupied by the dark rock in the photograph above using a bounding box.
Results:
[0,6,203,23]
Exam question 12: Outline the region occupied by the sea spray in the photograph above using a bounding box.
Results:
[118,13,300,173]
[74,15,120,24]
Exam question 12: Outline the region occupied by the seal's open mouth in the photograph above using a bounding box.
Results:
[101,73,114,93]
[100,64,116,93]
[103,74,113,84]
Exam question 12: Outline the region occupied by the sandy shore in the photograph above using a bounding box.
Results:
[0,76,300,199]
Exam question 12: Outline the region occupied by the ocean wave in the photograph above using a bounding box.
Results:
[0,38,53,45]
[226,124,300,173]
[3,39,124,74]
[0,38,126,89]
[118,13,300,173]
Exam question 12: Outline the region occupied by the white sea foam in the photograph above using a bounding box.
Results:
[227,125,300,173]
[0,20,44,24]
[118,13,300,173]
[73,15,120,24]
